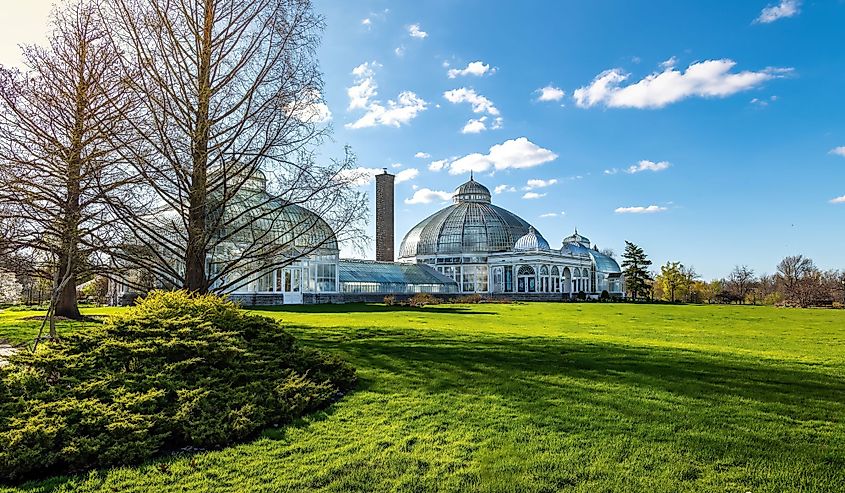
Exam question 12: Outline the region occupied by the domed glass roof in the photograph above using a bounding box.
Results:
[513,227,551,252]
[398,178,533,258]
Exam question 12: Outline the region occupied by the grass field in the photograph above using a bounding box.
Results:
[3,302,845,492]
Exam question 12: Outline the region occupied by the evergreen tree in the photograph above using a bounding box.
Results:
[621,241,653,300]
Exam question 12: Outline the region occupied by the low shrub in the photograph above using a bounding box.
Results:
[450,294,484,304]
[0,290,355,483]
[383,295,396,306]
[407,293,440,307]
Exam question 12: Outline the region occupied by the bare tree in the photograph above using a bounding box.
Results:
[728,265,756,304]
[103,0,365,294]
[0,0,133,322]
[776,255,815,305]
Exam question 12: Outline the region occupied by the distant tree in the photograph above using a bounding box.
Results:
[680,265,699,303]
[0,271,22,304]
[776,255,815,304]
[621,241,652,301]
[600,248,616,259]
[728,265,756,304]
[657,261,684,302]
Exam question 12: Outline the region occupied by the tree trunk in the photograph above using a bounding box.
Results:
[54,254,80,320]
[183,0,214,294]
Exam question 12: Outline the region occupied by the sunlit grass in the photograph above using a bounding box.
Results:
[3,302,844,492]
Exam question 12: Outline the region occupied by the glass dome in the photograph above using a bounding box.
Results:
[399,178,534,259]
[513,227,551,252]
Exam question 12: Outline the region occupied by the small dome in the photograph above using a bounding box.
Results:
[562,228,591,247]
[453,178,491,204]
[514,226,551,252]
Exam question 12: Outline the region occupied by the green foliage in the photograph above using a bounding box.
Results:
[0,291,355,483]
[621,241,653,300]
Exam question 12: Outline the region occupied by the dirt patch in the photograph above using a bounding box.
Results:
[0,344,17,367]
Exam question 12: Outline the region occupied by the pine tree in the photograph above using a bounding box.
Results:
[621,241,653,301]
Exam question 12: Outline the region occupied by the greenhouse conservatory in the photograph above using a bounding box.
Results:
[109,171,623,305]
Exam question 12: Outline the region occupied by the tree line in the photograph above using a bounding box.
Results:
[0,0,368,336]
[621,242,845,308]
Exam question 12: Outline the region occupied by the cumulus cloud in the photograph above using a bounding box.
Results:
[405,188,452,205]
[395,168,419,184]
[415,152,431,159]
[755,0,801,24]
[361,18,372,26]
[524,178,558,190]
[428,159,448,172]
[540,212,565,218]
[535,85,565,102]
[448,61,493,78]
[573,59,791,109]
[614,205,667,214]
[408,24,428,39]
[627,160,671,173]
[829,147,845,157]
[522,192,546,200]
[347,62,380,110]
[830,195,845,204]
[443,88,500,116]
[494,184,516,194]
[447,137,558,175]
[462,117,488,134]
[394,45,405,57]
[346,62,427,129]
[286,90,332,124]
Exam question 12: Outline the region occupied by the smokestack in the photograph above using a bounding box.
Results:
[375,169,395,262]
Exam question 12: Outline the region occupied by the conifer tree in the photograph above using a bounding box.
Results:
[621,241,652,300]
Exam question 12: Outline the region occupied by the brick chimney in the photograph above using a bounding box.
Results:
[375,169,395,262]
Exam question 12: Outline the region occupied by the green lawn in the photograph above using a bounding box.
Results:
[3,303,845,492]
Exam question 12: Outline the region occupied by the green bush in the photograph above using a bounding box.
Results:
[0,291,355,483]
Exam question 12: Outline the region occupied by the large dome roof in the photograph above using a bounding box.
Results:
[398,178,533,259]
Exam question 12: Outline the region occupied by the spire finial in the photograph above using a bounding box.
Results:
[470,170,474,180]
[575,227,578,235]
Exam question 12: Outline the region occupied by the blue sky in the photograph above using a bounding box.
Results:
[313,0,845,278]
[1,1,843,279]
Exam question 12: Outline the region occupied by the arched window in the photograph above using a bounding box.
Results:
[539,265,549,276]
[517,265,536,293]
[551,266,560,292]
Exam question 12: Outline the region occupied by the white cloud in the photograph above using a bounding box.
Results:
[415,152,431,159]
[614,205,668,214]
[428,159,448,172]
[829,147,845,157]
[337,167,383,186]
[286,90,332,124]
[755,0,801,23]
[830,195,845,204]
[491,117,503,129]
[540,212,565,218]
[361,18,372,26]
[443,87,500,116]
[524,178,558,190]
[395,168,419,184]
[347,62,379,110]
[408,24,428,39]
[462,117,487,134]
[405,188,452,205]
[494,184,516,194]
[447,137,558,175]
[573,59,791,109]
[448,61,493,78]
[535,85,565,102]
[522,192,546,200]
[394,45,405,57]
[346,62,427,129]
[604,168,619,175]
[627,160,671,174]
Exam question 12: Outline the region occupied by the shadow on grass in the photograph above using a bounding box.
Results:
[251,303,498,316]
[13,326,845,491]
